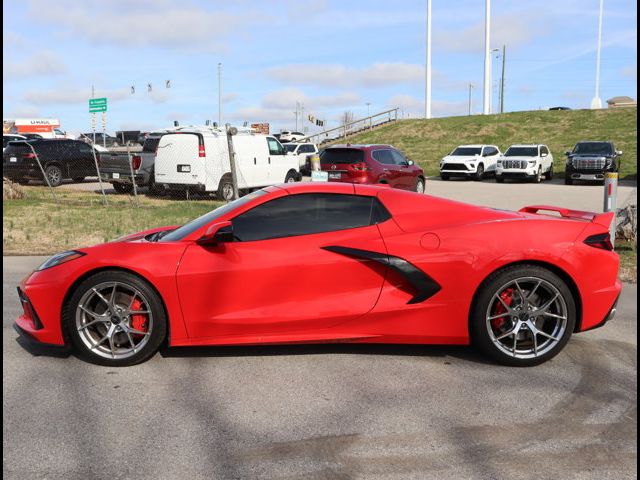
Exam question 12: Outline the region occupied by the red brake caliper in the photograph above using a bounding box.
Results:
[130,298,148,336]
[491,288,514,330]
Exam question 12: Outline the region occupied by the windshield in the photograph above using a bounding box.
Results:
[320,148,364,164]
[284,144,297,153]
[160,190,268,242]
[505,147,538,157]
[451,147,482,156]
[573,142,613,155]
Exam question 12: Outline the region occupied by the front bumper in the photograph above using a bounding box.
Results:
[496,168,537,179]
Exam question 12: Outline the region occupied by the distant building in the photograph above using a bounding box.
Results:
[606,96,637,108]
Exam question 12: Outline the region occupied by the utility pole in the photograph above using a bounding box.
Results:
[468,84,474,115]
[218,63,223,125]
[500,44,506,113]
[301,103,304,133]
[591,0,604,109]
[294,102,299,130]
[425,0,432,119]
[483,0,491,114]
[91,85,96,145]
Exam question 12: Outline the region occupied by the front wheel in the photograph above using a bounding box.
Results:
[496,177,504,183]
[63,271,167,366]
[471,265,576,366]
[545,165,554,180]
[565,177,573,185]
[534,167,542,183]
[441,174,449,181]
[415,177,425,193]
[474,164,485,181]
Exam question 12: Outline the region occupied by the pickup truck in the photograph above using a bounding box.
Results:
[98,135,163,193]
[564,141,622,184]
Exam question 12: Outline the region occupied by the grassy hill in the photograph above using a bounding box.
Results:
[334,107,637,179]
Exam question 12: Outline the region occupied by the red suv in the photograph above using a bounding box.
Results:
[320,144,425,192]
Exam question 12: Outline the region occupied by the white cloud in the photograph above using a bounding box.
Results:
[5,105,42,118]
[3,51,68,79]
[435,13,545,53]
[23,87,131,105]
[387,94,467,118]
[622,65,637,80]
[262,89,361,109]
[266,63,425,88]
[25,0,260,52]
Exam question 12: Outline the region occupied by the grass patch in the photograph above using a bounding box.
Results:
[616,239,637,283]
[3,186,222,255]
[337,107,637,178]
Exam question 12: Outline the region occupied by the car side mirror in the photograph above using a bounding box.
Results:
[541,153,548,157]
[565,151,571,156]
[616,150,623,155]
[407,160,414,166]
[197,221,234,246]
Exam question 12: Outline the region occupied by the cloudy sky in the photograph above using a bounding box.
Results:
[3,0,637,135]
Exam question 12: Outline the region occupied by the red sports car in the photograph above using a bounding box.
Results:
[14,183,621,367]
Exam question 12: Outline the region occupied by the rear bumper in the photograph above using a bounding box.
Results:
[3,163,41,180]
[100,171,146,186]
[581,290,621,332]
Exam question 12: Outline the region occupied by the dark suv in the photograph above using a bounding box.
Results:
[3,139,100,186]
[565,141,622,184]
[320,144,425,192]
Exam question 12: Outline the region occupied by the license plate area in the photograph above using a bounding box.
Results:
[328,172,341,180]
[178,164,191,173]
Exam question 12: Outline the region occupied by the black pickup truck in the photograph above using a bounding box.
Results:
[564,141,622,184]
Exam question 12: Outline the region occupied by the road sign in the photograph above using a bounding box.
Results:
[89,97,107,113]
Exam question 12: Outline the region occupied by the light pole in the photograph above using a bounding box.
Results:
[483,0,491,114]
[425,0,432,119]
[591,0,604,109]
[490,48,500,113]
[499,45,506,113]
[468,84,474,115]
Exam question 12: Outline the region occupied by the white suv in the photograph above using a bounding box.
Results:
[440,144,501,181]
[283,142,319,170]
[496,144,554,183]
[279,131,306,143]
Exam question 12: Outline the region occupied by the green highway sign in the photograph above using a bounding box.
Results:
[89,97,107,112]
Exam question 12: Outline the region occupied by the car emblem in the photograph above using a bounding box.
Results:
[331,164,336,170]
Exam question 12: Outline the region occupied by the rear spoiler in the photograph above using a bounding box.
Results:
[519,205,614,228]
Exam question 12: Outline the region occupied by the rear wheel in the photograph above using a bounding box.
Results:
[44,164,62,187]
[217,174,234,201]
[471,265,576,366]
[63,271,167,366]
[284,170,298,183]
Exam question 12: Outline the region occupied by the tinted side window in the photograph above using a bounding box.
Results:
[541,146,549,155]
[372,149,395,165]
[390,150,407,165]
[232,194,383,242]
[78,143,93,154]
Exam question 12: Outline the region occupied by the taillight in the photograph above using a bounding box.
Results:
[23,153,36,159]
[584,233,614,251]
[131,155,142,170]
[351,162,369,171]
[198,143,206,158]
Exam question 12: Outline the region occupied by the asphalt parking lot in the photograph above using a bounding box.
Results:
[3,256,637,480]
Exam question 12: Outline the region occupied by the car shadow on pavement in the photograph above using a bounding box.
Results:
[159,343,495,365]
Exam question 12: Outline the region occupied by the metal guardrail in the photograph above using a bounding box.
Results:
[296,108,399,145]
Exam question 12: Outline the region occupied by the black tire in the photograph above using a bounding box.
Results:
[474,163,485,181]
[565,177,573,185]
[217,174,234,201]
[63,270,167,366]
[72,176,85,183]
[470,264,576,367]
[113,182,134,194]
[534,167,542,183]
[284,170,298,183]
[415,176,425,193]
[44,164,63,187]
[441,174,449,181]
[545,165,554,180]
[496,177,504,183]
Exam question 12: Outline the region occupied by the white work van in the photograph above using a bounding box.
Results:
[153,126,301,200]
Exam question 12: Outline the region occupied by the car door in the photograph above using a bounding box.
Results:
[482,146,500,172]
[266,136,289,184]
[77,141,98,177]
[176,192,390,340]
[390,149,415,189]
[371,149,400,186]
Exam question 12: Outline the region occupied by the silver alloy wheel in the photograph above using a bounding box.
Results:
[75,281,153,360]
[485,277,568,359]
[47,167,61,185]
[416,178,425,193]
[286,175,296,183]
[222,183,234,200]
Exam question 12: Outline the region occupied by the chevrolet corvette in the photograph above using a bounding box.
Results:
[14,183,621,366]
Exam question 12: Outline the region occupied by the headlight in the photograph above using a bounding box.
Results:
[497,160,502,166]
[37,250,86,271]
[528,160,537,166]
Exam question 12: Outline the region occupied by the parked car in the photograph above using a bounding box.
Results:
[496,144,554,183]
[320,144,425,193]
[13,183,621,367]
[439,144,501,181]
[3,134,26,152]
[154,126,301,200]
[564,141,622,185]
[279,131,306,143]
[99,133,166,194]
[284,142,319,173]
[3,139,101,186]
[549,106,572,111]
[79,133,120,148]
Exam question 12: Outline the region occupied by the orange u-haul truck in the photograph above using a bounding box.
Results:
[3,119,70,138]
